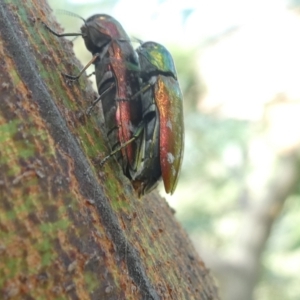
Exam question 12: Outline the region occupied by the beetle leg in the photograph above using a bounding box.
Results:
[131,76,157,100]
[86,71,96,78]
[86,82,115,115]
[62,53,100,80]
[99,121,145,167]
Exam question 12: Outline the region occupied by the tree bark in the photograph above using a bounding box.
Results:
[0,0,219,299]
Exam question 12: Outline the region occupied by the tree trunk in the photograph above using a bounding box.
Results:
[0,0,219,299]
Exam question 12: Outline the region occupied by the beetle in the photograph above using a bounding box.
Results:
[80,14,144,175]
[42,14,143,175]
[110,41,184,195]
[132,41,184,195]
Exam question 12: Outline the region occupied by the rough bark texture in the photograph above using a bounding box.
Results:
[0,0,219,299]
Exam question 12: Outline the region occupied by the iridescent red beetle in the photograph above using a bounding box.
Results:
[42,14,143,176]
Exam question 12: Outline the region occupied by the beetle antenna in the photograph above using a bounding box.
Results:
[56,9,86,24]
[131,37,143,45]
[42,10,85,39]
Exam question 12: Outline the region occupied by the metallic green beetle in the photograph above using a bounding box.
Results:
[132,42,184,195]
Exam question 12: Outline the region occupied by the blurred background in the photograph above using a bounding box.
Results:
[47,0,300,299]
